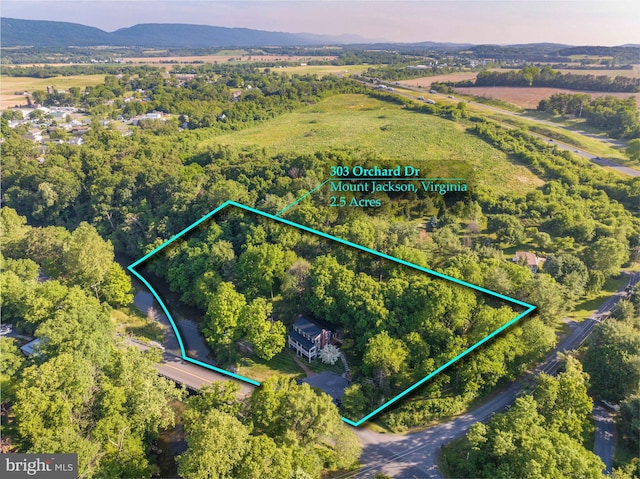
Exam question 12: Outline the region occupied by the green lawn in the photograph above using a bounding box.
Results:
[200,93,544,196]
[112,306,164,342]
[567,275,629,321]
[237,348,345,383]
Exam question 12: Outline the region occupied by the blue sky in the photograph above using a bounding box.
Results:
[2,1,639,45]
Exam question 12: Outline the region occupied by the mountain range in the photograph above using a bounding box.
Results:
[2,17,638,53]
[1,18,373,48]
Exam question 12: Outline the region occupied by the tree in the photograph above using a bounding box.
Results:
[584,319,640,402]
[363,331,409,387]
[62,222,122,301]
[318,344,341,365]
[178,409,251,479]
[431,225,465,256]
[627,138,640,161]
[242,298,286,360]
[203,282,247,347]
[583,237,629,277]
[521,274,567,324]
[487,214,525,246]
[101,263,134,306]
[250,376,361,470]
[460,395,604,479]
[306,255,355,324]
[29,108,45,120]
[619,395,640,451]
[533,355,592,437]
[13,353,98,474]
[35,286,115,366]
[0,337,24,405]
[235,434,294,479]
[237,243,289,299]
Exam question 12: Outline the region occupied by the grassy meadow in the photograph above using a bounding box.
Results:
[200,94,544,195]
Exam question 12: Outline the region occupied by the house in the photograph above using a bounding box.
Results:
[20,338,42,356]
[288,316,332,363]
[70,126,90,135]
[25,129,43,143]
[513,251,542,273]
[68,137,84,146]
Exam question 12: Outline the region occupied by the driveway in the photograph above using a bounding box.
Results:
[593,403,616,474]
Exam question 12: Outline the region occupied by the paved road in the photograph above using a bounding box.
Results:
[131,289,255,396]
[359,78,639,178]
[130,338,254,396]
[347,272,638,478]
[593,403,616,474]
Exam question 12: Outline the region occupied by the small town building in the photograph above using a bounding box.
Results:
[513,251,543,273]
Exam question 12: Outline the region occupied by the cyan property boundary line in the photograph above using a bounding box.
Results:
[128,200,536,426]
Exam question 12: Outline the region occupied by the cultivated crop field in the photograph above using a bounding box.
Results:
[0,74,106,108]
[453,86,640,109]
[272,64,369,76]
[121,53,338,65]
[201,93,544,194]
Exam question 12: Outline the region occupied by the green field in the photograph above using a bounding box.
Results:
[201,94,544,195]
[237,348,344,383]
[567,275,629,321]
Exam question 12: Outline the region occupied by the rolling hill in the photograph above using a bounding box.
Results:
[0,17,367,48]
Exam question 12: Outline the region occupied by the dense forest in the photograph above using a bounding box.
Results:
[537,93,640,139]
[442,356,611,479]
[443,303,640,479]
[139,205,549,424]
[0,208,361,478]
[471,66,640,92]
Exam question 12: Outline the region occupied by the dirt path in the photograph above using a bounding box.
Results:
[293,356,316,377]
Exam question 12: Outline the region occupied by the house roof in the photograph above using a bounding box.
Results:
[293,317,325,338]
[514,251,538,267]
[20,338,42,356]
[289,329,315,351]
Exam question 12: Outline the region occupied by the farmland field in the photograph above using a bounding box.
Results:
[550,67,639,77]
[453,86,640,109]
[399,72,480,87]
[0,74,106,108]
[200,93,544,195]
[121,53,338,65]
[272,64,369,76]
